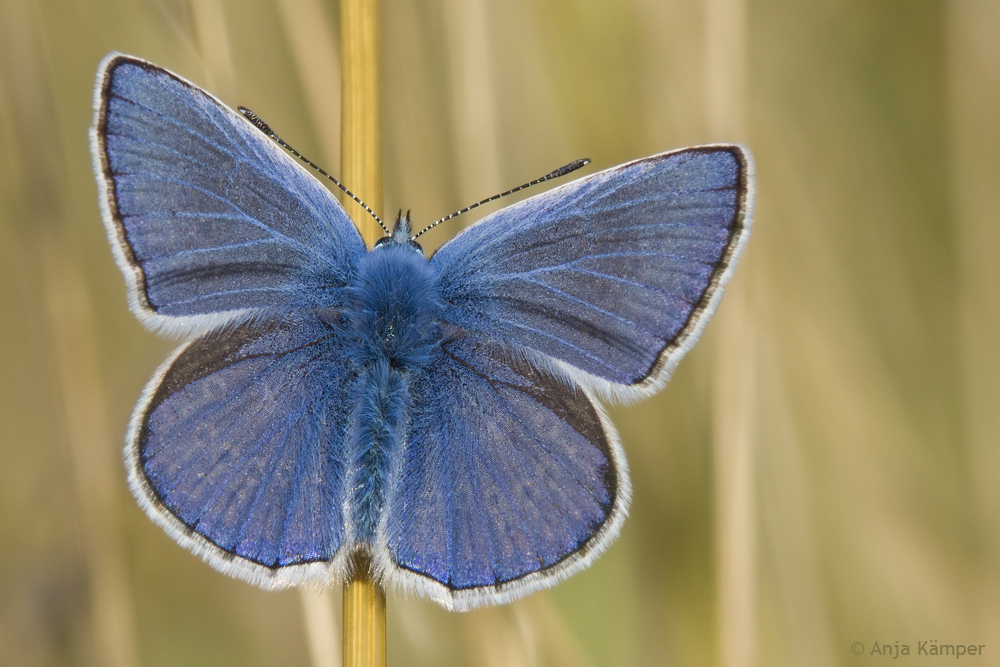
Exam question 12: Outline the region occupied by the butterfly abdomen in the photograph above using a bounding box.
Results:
[347,245,443,543]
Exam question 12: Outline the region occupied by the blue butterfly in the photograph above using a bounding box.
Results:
[91,53,753,611]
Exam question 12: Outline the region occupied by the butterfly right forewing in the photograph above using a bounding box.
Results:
[430,146,753,399]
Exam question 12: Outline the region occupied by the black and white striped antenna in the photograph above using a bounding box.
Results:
[239,107,390,235]
[410,158,591,240]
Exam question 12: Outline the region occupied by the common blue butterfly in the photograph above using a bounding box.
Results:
[91,53,753,611]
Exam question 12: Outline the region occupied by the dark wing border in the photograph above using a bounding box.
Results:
[625,144,754,397]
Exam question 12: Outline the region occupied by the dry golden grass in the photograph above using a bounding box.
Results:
[0,1,996,665]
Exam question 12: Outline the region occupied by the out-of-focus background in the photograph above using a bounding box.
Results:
[2,0,998,665]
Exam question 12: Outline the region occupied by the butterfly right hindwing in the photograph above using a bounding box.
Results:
[381,332,629,611]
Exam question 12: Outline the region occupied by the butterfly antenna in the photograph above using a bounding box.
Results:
[239,107,390,235]
[410,158,591,240]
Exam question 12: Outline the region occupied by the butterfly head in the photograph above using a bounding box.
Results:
[374,211,424,254]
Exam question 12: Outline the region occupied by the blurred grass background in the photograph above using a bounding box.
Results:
[1,0,998,665]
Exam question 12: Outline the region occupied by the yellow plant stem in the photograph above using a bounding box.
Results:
[341,0,383,246]
[343,553,386,667]
[340,0,386,666]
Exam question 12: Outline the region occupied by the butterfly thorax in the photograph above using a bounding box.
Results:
[346,237,442,543]
[349,234,441,370]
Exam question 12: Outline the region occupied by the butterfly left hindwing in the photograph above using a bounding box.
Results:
[129,314,353,587]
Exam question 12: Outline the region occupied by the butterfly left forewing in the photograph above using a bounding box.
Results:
[92,53,365,337]
[378,332,629,611]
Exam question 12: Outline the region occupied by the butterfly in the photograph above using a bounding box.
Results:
[91,52,753,611]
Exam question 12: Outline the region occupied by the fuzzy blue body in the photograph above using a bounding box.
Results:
[346,243,441,543]
[94,53,752,609]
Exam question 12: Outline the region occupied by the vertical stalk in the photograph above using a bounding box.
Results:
[341,0,383,246]
[340,0,387,666]
[343,554,386,667]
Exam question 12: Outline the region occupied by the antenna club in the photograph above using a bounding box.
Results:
[544,158,590,180]
[239,106,273,136]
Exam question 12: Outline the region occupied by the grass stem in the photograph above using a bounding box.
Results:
[340,0,387,664]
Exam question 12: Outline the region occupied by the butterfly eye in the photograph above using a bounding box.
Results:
[372,236,425,255]
[373,214,425,255]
